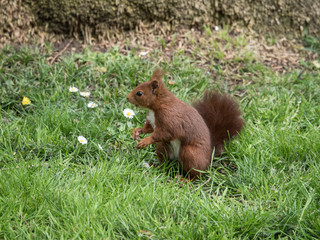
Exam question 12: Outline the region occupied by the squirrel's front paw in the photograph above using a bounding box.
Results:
[137,137,153,149]
[132,128,143,140]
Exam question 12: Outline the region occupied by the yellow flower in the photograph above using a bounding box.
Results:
[22,97,31,106]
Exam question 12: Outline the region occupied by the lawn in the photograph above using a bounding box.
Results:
[0,39,319,239]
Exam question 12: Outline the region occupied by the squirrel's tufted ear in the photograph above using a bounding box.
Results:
[151,69,165,81]
[150,69,166,95]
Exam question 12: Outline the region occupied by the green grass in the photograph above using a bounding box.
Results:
[0,43,320,239]
[303,34,320,56]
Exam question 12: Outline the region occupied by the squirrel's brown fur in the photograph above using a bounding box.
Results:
[126,69,244,179]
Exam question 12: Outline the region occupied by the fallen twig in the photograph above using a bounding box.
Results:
[297,67,307,79]
[49,39,73,64]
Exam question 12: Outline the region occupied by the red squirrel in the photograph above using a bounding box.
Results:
[126,69,244,179]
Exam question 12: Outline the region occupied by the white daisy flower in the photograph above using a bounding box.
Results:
[80,91,90,97]
[214,26,219,31]
[123,108,135,119]
[98,144,103,150]
[69,86,79,92]
[78,136,88,145]
[142,162,151,168]
[87,102,98,108]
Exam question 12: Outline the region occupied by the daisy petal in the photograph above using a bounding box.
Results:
[69,86,79,92]
[78,136,88,145]
[142,162,151,168]
[123,108,135,119]
[80,91,90,97]
[87,102,97,108]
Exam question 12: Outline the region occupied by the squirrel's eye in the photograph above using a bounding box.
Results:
[136,91,143,96]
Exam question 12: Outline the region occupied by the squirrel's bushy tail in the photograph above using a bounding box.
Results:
[193,91,244,156]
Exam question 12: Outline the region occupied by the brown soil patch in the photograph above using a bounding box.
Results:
[48,23,317,74]
[1,10,317,79]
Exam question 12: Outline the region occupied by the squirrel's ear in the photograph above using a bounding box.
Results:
[151,69,166,95]
[151,69,165,81]
[151,80,159,95]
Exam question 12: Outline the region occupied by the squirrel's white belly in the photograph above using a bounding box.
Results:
[169,139,181,160]
[146,110,156,129]
[147,110,180,159]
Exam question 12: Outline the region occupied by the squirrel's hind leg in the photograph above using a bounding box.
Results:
[179,145,211,179]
